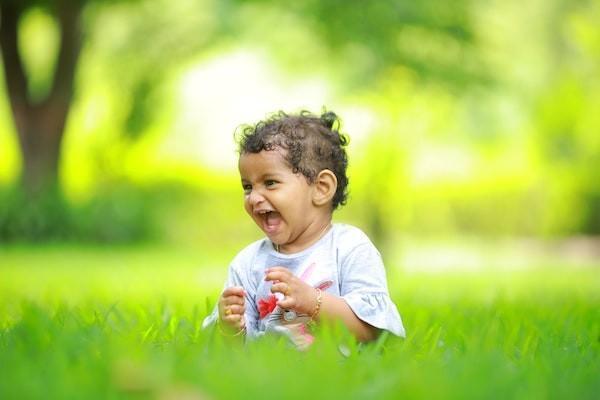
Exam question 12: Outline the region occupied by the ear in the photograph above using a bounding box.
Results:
[312,169,337,207]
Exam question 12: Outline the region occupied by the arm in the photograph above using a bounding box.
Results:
[203,255,259,338]
[318,291,379,342]
[265,267,379,342]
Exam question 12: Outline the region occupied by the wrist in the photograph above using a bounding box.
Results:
[309,288,323,322]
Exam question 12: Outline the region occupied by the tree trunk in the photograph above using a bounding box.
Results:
[0,1,82,194]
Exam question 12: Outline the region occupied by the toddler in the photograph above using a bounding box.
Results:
[203,110,405,348]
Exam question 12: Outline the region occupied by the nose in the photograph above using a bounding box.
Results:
[247,188,265,206]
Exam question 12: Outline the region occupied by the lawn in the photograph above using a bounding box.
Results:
[1,244,598,399]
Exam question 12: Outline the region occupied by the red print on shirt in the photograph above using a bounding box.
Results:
[258,294,278,319]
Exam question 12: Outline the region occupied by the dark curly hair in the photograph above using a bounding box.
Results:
[236,110,349,210]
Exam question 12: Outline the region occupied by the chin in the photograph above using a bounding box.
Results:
[268,236,283,245]
[267,233,288,247]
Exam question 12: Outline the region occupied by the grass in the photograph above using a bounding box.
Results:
[0,244,599,399]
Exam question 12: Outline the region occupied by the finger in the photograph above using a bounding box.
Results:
[221,313,244,325]
[266,266,289,272]
[223,295,245,306]
[222,286,246,298]
[271,282,290,296]
[236,315,246,330]
[277,297,296,310]
[223,304,245,315]
[265,266,291,276]
[265,270,291,283]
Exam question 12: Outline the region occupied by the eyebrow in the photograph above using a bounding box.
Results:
[240,173,283,182]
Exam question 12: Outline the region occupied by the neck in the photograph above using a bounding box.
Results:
[275,221,332,254]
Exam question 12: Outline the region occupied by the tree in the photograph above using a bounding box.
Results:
[1,0,223,193]
[0,0,83,194]
[0,0,485,242]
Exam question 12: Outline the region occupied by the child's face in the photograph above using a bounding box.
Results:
[239,149,327,253]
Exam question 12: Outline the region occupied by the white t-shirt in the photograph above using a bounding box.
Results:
[203,223,405,346]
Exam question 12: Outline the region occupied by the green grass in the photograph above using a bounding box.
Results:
[1,245,599,399]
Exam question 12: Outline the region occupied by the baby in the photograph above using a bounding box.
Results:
[203,110,404,348]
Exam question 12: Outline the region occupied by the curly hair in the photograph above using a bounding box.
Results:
[236,110,349,210]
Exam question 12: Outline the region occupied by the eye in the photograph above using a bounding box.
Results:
[265,179,277,188]
[242,183,252,195]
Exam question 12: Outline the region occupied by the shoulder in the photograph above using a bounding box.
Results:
[331,225,389,287]
[330,223,382,268]
[331,223,375,250]
[332,224,381,265]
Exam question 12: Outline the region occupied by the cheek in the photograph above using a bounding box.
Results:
[243,197,252,214]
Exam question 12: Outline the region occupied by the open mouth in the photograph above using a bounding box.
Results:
[256,210,282,234]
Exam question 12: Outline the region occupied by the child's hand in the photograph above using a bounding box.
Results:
[265,267,319,316]
[218,286,246,332]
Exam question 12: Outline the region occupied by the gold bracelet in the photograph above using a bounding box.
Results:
[217,319,246,337]
[309,288,323,323]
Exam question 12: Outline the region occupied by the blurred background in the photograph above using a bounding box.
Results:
[1,0,599,270]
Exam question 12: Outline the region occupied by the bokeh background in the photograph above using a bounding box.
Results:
[2,0,600,265]
[1,0,600,260]
[1,1,599,398]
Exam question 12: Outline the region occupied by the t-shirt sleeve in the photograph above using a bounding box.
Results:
[339,242,405,337]
[201,258,260,338]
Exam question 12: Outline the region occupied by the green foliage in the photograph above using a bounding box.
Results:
[234,0,487,88]
[0,247,598,398]
[0,180,260,246]
[0,186,74,241]
[0,184,156,243]
[533,73,600,234]
[2,0,600,242]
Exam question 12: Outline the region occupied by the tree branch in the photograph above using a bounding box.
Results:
[0,2,31,131]
[46,1,83,110]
